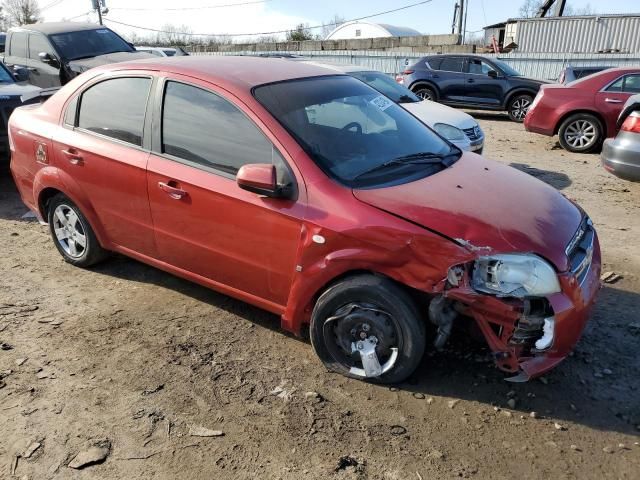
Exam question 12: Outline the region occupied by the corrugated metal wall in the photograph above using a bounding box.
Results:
[193,50,640,81]
[516,16,640,53]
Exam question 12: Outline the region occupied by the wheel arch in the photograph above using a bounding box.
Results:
[408,80,440,100]
[503,88,537,110]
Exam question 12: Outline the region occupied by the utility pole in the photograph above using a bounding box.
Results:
[451,2,460,34]
[92,0,104,25]
[457,0,465,39]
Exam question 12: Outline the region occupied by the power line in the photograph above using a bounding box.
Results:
[40,0,66,11]
[103,0,435,37]
[111,0,273,11]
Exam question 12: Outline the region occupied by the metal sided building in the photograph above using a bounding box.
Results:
[484,14,640,53]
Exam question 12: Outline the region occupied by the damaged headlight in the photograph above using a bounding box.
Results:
[472,254,561,297]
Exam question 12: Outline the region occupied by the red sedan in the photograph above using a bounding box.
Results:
[9,57,600,383]
[525,67,640,153]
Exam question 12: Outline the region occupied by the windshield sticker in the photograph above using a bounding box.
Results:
[96,29,110,34]
[369,95,393,111]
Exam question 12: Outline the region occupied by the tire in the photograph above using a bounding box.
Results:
[413,86,436,102]
[507,93,533,122]
[47,193,108,267]
[310,274,426,384]
[558,113,603,153]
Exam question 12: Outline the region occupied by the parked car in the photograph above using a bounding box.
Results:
[0,61,43,157]
[3,22,153,87]
[398,54,548,122]
[525,68,640,153]
[557,65,612,85]
[135,46,189,57]
[601,94,640,181]
[9,57,600,384]
[300,61,484,153]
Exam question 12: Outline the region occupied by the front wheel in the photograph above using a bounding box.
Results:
[507,94,533,122]
[558,113,603,153]
[414,86,436,102]
[310,275,426,384]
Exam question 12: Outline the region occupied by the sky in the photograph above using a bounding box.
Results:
[40,0,638,42]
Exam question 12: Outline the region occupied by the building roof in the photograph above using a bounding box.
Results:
[484,13,640,29]
[10,22,105,35]
[103,56,346,90]
[326,20,421,39]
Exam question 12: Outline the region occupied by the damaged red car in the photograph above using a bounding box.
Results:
[9,57,601,383]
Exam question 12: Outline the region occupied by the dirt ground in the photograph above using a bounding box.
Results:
[1,113,639,479]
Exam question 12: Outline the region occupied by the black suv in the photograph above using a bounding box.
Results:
[3,22,152,88]
[400,55,548,122]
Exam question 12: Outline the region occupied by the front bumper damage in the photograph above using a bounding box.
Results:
[433,232,601,381]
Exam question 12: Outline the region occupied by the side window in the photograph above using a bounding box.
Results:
[468,59,494,75]
[439,57,465,73]
[29,34,54,60]
[426,57,442,70]
[606,77,625,92]
[622,75,640,94]
[78,77,152,146]
[162,81,274,175]
[64,96,78,126]
[9,32,27,58]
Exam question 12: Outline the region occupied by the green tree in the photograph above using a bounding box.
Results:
[286,23,314,42]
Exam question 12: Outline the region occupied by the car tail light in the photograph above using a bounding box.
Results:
[395,75,404,85]
[621,111,640,133]
[529,90,544,111]
[402,69,414,75]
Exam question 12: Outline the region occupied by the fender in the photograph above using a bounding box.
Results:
[33,166,114,250]
[281,223,474,334]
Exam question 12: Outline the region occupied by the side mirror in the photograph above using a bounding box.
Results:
[39,52,54,64]
[13,67,29,82]
[487,70,499,79]
[236,164,283,198]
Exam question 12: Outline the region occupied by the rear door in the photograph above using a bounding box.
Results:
[146,76,305,309]
[595,74,640,136]
[464,57,506,106]
[53,75,156,256]
[27,33,60,87]
[433,57,467,104]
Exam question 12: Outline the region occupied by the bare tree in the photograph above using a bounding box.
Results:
[157,24,193,46]
[519,0,544,18]
[2,0,40,26]
[564,3,595,15]
[321,14,346,39]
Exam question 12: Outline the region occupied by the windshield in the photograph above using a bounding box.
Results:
[0,62,15,83]
[163,49,176,56]
[493,59,521,77]
[350,71,419,104]
[49,28,133,60]
[254,76,458,188]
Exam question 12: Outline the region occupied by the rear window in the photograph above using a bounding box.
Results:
[426,57,442,70]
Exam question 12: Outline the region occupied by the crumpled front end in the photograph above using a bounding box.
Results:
[432,217,601,381]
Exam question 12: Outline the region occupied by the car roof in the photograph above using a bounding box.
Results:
[10,22,105,35]
[104,55,347,89]
[296,60,371,74]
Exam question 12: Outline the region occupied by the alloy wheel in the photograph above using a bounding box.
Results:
[322,302,401,378]
[564,119,597,149]
[416,90,434,101]
[52,204,87,258]
[510,97,531,121]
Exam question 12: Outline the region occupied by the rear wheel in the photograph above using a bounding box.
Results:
[310,275,426,384]
[558,113,603,153]
[47,193,108,267]
[507,94,533,122]
[413,86,436,102]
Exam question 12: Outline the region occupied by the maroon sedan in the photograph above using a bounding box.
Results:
[525,67,640,153]
[9,57,600,383]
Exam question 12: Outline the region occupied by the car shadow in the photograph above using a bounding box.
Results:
[510,162,573,190]
[465,111,512,122]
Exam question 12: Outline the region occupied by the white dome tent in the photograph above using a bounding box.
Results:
[325,20,422,40]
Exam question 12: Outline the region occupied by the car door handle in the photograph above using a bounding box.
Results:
[158,181,187,200]
[61,148,83,165]
[467,79,475,83]
[605,98,622,104]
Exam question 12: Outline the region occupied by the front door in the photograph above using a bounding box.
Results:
[464,58,506,106]
[146,78,305,308]
[53,76,156,255]
[27,33,61,87]
[595,73,640,137]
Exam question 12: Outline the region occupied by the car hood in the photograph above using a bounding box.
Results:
[68,51,155,71]
[353,153,582,271]
[0,82,41,96]
[401,100,478,129]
